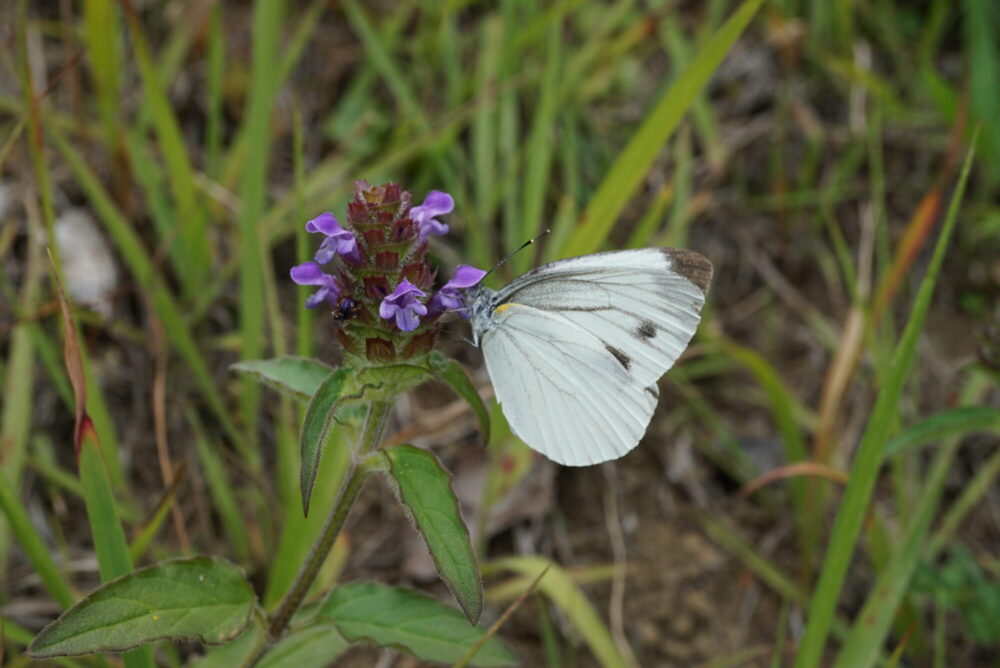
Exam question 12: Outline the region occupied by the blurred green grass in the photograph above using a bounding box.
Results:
[1,0,999,666]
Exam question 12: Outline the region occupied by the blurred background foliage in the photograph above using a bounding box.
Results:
[1,0,999,665]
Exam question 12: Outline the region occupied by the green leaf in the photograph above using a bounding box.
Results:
[563,0,765,256]
[26,557,255,658]
[259,621,349,668]
[382,444,482,624]
[231,357,336,401]
[320,582,516,666]
[191,612,347,668]
[883,406,1000,457]
[189,627,258,668]
[428,352,490,444]
[300,367,357,516]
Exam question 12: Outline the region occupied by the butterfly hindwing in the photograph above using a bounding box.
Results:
[482,304,657,465]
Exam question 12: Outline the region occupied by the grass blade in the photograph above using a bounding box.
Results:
[121,0,210,297]
[0,469,76,608]
[487,555,629,668]
[237,0,285,452]
[514,13,563,275]
[52,258,154,668]
[48,126,246,458]
[82,0,121,150]
[882,406,1000,457]
[563,0,765,256]
[794,134,977,667]
[189,411,251,564]
[219,0,327,190]
[0,195,43,570]
[719,339,815,565]
[470,16,503,270]
[834,372,996,666]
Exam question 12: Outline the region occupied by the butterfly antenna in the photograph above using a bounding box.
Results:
[484,229,550,278]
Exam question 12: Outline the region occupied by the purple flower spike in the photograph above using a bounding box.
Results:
[291,261,342,309]
[379,279,428,331]
[305,212,361,264]
[429,264,487,316]
[410,190,454,241]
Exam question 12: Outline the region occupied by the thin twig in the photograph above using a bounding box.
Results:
[149,308,190,553]
[602,464,639,668]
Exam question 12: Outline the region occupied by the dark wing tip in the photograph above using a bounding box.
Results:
[660,248,713,294]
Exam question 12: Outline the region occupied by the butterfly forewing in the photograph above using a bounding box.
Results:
[476,248,712,465]
[495,249,710,386]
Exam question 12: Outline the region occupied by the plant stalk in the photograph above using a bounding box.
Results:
[244,400,392,666]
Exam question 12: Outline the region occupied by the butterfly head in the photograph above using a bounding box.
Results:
[464,284,498,347]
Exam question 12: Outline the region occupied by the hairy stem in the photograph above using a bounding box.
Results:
[244,400,392,666]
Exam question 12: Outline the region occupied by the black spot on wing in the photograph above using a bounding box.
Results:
[645,384,659,399]
[605,345,631,371]
[636,320,657,340]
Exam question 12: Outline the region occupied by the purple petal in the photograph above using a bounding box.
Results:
[394,302,427,331]
[429,292,462,313]
[396,310,419,331]
[314,238,337,265]
[335,236,361,264]
[380,280,428,330]
[379,300,399,320]
[424,219,449,238]
[305,212,342,236]
[416,191,454,217]
[290,262,328,286]
[305,287,331,309]
[386,279,426,302]
[447,265,487,289]
[410,190,455,241]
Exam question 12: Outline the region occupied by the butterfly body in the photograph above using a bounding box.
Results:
[467,248,712,466]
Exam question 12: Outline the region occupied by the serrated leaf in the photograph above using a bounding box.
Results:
[300,368,354,516]
[382,444,482,623]
[231,357,335,401]
[428,352,490,444]
[27,557,255,658]
[321,582,516,666]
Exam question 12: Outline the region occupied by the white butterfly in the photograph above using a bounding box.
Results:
[466,248,712,466]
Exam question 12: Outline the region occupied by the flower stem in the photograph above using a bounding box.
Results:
[245,400,392,666]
